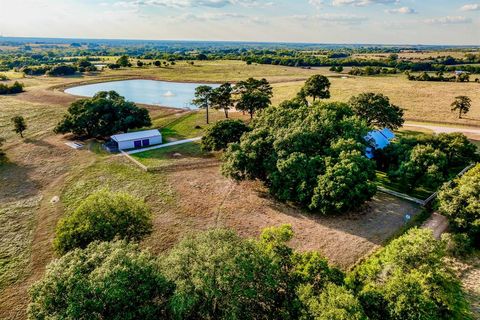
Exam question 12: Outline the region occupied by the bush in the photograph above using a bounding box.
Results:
[347,228,471,320]
[108,63,121,69]
[438,164,480,246]
[0,81,24,95]
[201,119,250,151]
[0,73,8,81]
[53,190,153,254]
[28,241,173,320]
[46,64,77,76]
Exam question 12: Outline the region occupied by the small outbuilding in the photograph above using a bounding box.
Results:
[365,128,395,159]
[111,129,162,151]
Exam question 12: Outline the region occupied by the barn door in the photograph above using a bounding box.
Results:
[134,140,142,148]
[142,139,150,147]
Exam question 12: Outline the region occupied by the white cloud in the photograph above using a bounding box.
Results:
[460,3,480,11]
[315,13,368,24]
[332,0,397,7]
[113,0,270,8]
[386,6,417,14]
[309,0,324,9]
[425,16,472,25]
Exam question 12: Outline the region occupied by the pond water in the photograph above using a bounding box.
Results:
[65,79,219,109]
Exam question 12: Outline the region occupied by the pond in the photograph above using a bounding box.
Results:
[65,79,220,109]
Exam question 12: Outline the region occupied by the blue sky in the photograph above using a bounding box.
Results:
[0,0,478,44]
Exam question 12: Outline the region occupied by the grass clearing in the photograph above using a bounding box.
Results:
[62,156,174,211]
[375,171,434,200]
[131,141,212,168]
[0,195,41,291]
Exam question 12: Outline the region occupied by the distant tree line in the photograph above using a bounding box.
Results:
[407,71,471,82]
[349,66,398,76]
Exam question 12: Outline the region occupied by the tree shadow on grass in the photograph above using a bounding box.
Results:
[261,190,421,247]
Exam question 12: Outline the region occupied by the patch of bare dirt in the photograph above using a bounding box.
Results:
[148,158,420,270]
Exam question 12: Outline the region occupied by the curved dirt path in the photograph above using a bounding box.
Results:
[404,122,480,135]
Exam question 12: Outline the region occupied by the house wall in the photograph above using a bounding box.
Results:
[117,135,162,150]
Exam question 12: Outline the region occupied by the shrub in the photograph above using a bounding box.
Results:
[53,190,153,254]
[0,73,8,81]
[201,119,250,151]
[0,81,24,95]
[438,164,480,246]
[46,65,77,76]
[28,241,173,320]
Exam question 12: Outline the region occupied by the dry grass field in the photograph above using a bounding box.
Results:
[0,59,479,319]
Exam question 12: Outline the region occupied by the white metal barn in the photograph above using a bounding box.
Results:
[111,129,162,150]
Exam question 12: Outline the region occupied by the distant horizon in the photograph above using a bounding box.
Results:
[1,35,479,48]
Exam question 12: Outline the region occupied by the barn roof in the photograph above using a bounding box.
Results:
[111,129,161,142]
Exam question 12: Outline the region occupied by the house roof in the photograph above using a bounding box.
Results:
[364,128,395,150]
[111,129,161,142]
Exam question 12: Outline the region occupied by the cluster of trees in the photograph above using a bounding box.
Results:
[54,91,151,138]
[22,61,96,76]
[0,81,24,94]
[347,228,470,319]
[29,221,471,319]
[349,67,398,76]
[46,64,77,76]
[375,133,478,192]
[222,100,377,214]
[438,163,480,250]
[407,71,470,82]
[193,77,273,122]
[198,77,405,214]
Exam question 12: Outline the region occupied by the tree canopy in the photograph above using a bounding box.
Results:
[54,91,151,138]
[451,96,471,119]
[349,92,404,130]
[210,83,233,119]
[28,241,173,320]
[301,75,331,101]
[235,78,273,118]
[53,190,153,254]
[438,164,480,246]
[347,228,470,320]
[222,101,376,214]
[192,85,213,124]
[201,119,250,151]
